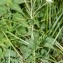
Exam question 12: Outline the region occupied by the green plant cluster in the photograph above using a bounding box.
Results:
[0,0,63,63]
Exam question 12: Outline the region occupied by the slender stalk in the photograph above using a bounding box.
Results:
[24,0,30,11]
[2,30,23,61]
[53,26,63,52]
[6,31,29,45]
[30,0,33,19]
[33,3,47,16]
[53,27,63,43]
[8,50,10,63]
[31,26,35,63]
[52,22,61,37]
[31,26,34,40]
[49,3,52,29]
[46,3,49,32]
[33,50,35,63]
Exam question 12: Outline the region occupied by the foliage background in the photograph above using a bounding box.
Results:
[0,0,63,63]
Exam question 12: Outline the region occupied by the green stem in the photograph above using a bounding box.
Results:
[2,30,23,61]
[46,3,49,32]
[49,3,52,29]
[31,26,35,63]
[31,0,33,19]
[33,50,35,63]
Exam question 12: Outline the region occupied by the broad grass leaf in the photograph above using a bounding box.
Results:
[0,20,6,27]
[41,49,47,55]
[6,0,12,3]
[0,41,6,47]
[0,0,7,5]
[0,0,12,5]
[23,51,31,59]
[0,31,4,39]
[18,26,26,35]
[40,22,45,30]
[9,3,24,14]
[44,37,56,49]
[21,46,31,59]
[34,19,40,28]
[13,12,24,20]
[25,56,34,63]
[14,21,29,28]
[0,6,7,17]
[13,12,29,27]
[0,48,3,58]
[44,43,54,49]
[4,49,16,57]
[10,59,21,63]
[14,59,19,63]
[1,38,10,47]
[13,0,25,4]
[45,37,56,45]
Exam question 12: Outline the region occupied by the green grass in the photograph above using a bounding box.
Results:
[0,0,63,63]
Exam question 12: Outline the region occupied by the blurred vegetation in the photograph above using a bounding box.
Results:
[0,0,63,63]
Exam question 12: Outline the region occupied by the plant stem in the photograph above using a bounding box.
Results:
[31,0,33,19]
[2,30,23,61]
[33,50,35,63]
[31,26,35,63]
[46,3,49,32]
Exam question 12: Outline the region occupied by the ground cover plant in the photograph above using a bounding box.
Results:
[0,0,63,63]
